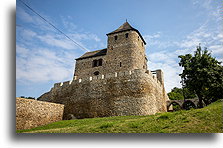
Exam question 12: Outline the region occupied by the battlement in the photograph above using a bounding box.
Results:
[52,69,163,90]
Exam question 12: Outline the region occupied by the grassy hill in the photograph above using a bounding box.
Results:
[17,100,222,133]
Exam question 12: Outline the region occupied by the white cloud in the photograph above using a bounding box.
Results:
[61,15,77,31]
[16,45,29,57]
[17,6,57,32]
[149,51,176,65]
[17,6,33,23]
[143,32,161,40]
[16,45,76,83]
[37,34,76,50]
[209,45,223,56]
[149,61,182,93]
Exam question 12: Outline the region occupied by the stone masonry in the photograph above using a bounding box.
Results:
[16,98,64,130]
[38,21,169,119]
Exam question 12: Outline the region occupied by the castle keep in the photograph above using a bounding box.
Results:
[38,22,169,119]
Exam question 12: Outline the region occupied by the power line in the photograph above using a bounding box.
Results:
[18,0,89,52]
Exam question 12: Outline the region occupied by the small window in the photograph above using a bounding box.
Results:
[98,59,103,66]
[125,33,129,38]
[142,42,143,47]
[92,60,97,67]
[92,59,103,67]
[94,71,99,75]
[114,35,118,40]
[120,62,122,67]
[138,36,139,41]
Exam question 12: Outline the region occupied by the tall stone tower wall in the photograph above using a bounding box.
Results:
[106,31,147,73]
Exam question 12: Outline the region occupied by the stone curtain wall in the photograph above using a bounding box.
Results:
[16,98,64,130]
[38,69,168,119]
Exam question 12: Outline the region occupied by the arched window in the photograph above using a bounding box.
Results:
[94,71,99,75]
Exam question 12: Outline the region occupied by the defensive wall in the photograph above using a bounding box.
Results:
[38,69,169,119]
[16,97,64,130]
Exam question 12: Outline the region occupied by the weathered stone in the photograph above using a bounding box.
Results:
[16,98,64,130]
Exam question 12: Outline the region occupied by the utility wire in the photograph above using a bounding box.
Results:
[18,0,89,52]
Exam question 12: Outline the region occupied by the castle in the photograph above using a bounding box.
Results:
[38,21,169,119]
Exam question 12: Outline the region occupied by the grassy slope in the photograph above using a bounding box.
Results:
[17,100,223,133]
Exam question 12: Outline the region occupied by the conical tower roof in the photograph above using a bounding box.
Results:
[107,22,135,34]
[107,21,146,45]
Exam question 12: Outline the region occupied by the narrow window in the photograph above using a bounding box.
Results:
[94,71,99,75]
[114,35,118,40]
[138,36,139,41]
[120,62,122,67]
[92,60,97,67]
[125,33,129,38]
[98,59,103,66]
[142,42,143,47]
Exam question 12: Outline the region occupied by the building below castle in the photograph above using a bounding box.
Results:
[38,21,169,119]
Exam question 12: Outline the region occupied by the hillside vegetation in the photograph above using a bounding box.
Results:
[17,100,222,133]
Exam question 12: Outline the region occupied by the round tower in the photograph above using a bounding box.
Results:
[105,21,147,73]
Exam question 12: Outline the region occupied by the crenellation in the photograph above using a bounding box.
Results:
[52,68,164,90]
[53,83,61,90]
[62,81,70,87]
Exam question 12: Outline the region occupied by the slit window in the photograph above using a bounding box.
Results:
[114,35,118,40]
[120,62,122,67]
[125,33,129,38]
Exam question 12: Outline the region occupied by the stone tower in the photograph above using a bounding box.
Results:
[106,21,147,73]
[74,21,148,78]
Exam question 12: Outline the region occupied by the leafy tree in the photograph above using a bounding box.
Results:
[168,87,196,100]
[178,45,223,107]
[168,87,184,100]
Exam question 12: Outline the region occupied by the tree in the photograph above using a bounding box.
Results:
[178,45,223,107]
[168,87,196,100]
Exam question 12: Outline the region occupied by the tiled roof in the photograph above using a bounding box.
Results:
[75,48,107,60]
[107,22,146,45]
[107,22,135,35]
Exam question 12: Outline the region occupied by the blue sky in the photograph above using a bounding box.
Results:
[16,0,222,98]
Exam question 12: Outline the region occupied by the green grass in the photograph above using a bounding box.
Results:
[17,100,223,133]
